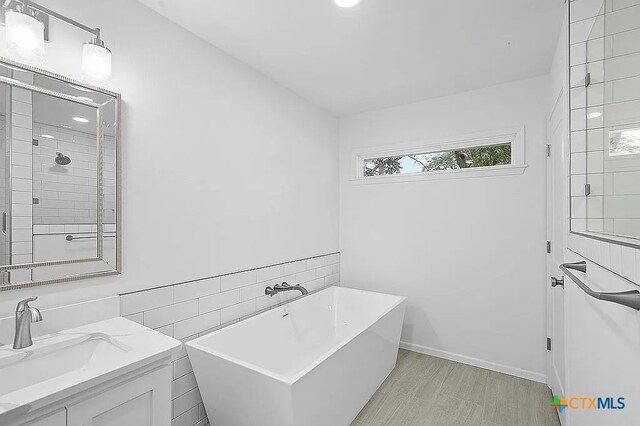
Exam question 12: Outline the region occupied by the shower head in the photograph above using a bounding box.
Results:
[55,152,71,166]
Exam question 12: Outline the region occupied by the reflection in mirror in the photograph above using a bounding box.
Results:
[0,60,120,289]
[31,92,99,263]
[571,0,640,242]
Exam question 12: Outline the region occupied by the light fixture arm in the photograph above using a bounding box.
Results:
[6,0,102,40]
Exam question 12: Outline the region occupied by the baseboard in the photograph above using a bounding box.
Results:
[399,341,547,384]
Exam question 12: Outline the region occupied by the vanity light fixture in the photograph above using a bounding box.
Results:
[2,0,112,85]
[334,0,361,7]
[5,3,44,63]
[72,116,89,123]
[82,29,111,86]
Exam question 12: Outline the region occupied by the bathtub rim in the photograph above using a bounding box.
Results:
[186,286,406,386]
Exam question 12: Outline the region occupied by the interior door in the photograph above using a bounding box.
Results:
[546,89,566,424]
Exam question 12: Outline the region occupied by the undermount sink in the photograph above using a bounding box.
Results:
[0,317,181,423]
[0,333,130,397]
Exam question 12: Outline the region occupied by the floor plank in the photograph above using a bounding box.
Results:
[353,349,560,426]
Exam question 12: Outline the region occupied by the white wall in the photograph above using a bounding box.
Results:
[339,76,549,381]
[0,0,339,317]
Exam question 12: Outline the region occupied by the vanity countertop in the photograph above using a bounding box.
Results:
[0,317,181,423]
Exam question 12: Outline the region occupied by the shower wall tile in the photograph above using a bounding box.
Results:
[31,122,116,227]
[143,300,198,329]
[121,286,173,316]
[173,310,221,340]
[569,0,640,242]
[570,0,604,23]
[220,269,256,291]
[570,16,602,44]
[255,263,285,282]
[283,259,307,275]
[198,289,240,313]
[10,82,33,283]
[120,253,340,426]
[174,277,221,303]
[571,130,587,152]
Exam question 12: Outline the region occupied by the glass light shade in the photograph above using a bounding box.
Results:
[5,10,45,64]
[82,42,112,86]
[334,0,361,7]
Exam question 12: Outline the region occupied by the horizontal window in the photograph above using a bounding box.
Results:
[351,127,526,183]
[363,143,512,177]
[608,127,640,157]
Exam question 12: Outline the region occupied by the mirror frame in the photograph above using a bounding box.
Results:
[0,57,121,291]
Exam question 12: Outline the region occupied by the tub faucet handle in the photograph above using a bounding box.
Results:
[265,282,308,297]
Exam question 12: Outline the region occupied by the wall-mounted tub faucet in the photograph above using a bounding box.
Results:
[13,297,43,349]
[265,282,308,297]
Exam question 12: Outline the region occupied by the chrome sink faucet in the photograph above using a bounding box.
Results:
[13,297,43,349]
[265,282,308,297]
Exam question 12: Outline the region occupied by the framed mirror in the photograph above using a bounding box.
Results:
[0,58,121,291]
[569,0,640,249]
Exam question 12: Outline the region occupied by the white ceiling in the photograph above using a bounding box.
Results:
[138,0,565,116]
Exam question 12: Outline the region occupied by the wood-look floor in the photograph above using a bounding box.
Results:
[352,349,561,426]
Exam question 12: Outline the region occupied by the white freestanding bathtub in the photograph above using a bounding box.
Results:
[186,286,406,426]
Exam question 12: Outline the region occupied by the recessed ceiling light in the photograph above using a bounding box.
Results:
[587,112,602,119]
[73,116,89,123]
[40,134,55,139]
[334,0,361,7]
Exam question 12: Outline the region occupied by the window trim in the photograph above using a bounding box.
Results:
[351,126,527,184]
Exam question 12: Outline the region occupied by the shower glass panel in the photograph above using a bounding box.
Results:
[32,93,99,262]
[0,82,7,284]
[579,0,640,241]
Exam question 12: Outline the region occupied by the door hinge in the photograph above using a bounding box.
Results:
[547,241,551,254]
[546,144,551,157]
[585,183,591,196]
[547,337,552,351]
[585,72,591,87]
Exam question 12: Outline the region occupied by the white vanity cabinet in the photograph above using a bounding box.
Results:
[1,318,181,426]
[66,366,172,426]
[17,365,172,426]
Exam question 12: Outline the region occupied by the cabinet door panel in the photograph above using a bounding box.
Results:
[92,392,152,426]
[23,409,66,426]
[67,365,171,426]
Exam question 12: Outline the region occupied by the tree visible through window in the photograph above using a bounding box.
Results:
[364,143,512,177]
